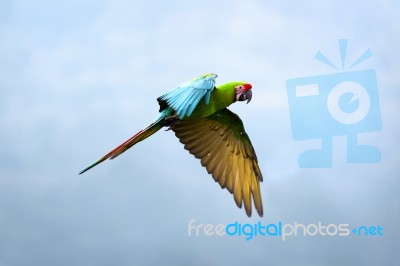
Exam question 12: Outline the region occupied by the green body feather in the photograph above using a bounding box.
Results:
[185,81,247,119]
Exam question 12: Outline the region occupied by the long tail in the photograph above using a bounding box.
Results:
[79,109,171,175]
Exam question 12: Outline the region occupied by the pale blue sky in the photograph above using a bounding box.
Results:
[1,0,399,265]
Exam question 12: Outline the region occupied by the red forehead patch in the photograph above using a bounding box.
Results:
[243,84,252,91]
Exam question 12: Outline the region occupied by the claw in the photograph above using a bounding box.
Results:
[164,115,180,130]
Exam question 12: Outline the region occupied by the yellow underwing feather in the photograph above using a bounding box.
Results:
[172,108,264,217]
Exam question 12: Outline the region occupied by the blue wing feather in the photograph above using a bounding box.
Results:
[204,90,211,105]
[157,73,217,119]
[178,91,196,117]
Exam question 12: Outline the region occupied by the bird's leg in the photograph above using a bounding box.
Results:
[164,115,180,130]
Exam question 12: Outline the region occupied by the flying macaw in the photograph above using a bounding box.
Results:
[79,73,264,217]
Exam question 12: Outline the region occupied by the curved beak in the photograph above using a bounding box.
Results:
[245,89,252,103]
[235,84,253,103]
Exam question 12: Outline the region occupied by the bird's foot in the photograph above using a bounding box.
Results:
[164,115,180,130]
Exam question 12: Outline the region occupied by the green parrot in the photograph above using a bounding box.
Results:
[79,73,263,217]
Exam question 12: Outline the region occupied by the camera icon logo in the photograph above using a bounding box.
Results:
[286,39,382,168]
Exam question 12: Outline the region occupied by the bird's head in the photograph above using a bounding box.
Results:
[235,83,253,103]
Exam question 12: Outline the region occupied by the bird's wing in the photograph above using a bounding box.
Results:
[171,108,263,217]
[157,73,217,119]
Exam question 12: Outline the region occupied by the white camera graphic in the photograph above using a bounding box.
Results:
[286,40,382,168]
